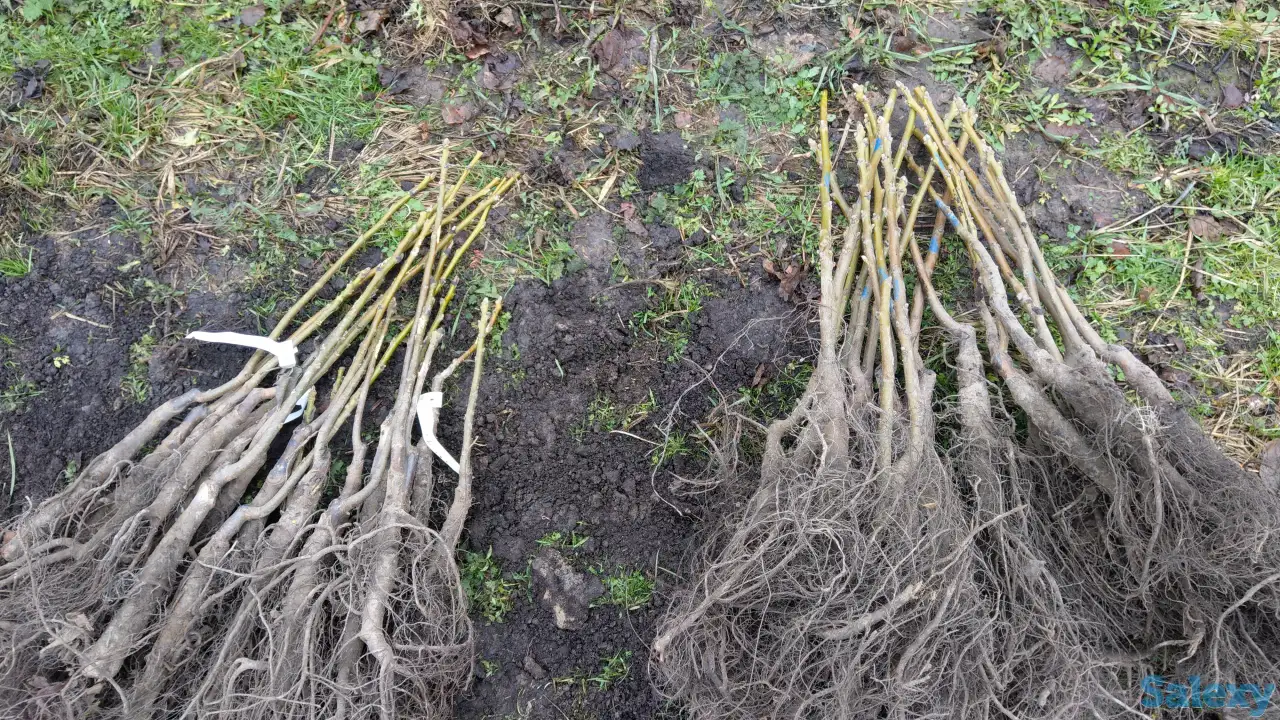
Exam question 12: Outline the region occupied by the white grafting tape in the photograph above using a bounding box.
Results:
[186,331,298,369]
[416,391,460,475]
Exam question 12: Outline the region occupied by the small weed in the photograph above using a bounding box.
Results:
[591,568,654,611]
[480,659,500,677]
[460,548,525,624]
[51,354,70,369]
[651,429,690,467]
[536,528,590,550]
[0,246,33,279]
[121,334,156,404]
[1,379,41,414]
[572,391,658,440]
[60,458,79,486]
[1092,131,1159,180]
[590,651,632,690]
[630,280,709,362]
[740,360,815,421]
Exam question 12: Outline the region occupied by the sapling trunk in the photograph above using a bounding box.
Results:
[656,86,1280,720]
[0,149,516,720]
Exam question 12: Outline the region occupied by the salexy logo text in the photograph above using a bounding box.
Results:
[1142,676,1276,717]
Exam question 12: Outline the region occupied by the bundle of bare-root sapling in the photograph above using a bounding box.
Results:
[657,85,1280,720]
[653,91,1078,718]
[902,83,1280,702]
[0,147,515,719]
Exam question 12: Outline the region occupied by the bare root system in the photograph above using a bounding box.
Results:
[654,88,1280,719]
[0,149,515,719]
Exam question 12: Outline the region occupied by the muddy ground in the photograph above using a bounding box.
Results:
[1,0,1276,718]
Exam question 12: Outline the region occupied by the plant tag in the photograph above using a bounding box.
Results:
[416,391,460,474]
[187,331,298,369]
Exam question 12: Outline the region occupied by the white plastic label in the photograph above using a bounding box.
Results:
[416,391,460,475]
[284,393,308,423]
[187,331,298,369]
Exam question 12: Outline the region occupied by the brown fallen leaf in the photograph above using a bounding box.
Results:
[620,202,637,221]
[763,259,803,301]
[1222,83,1245,109]
[240,4,266,26]
[1110,240,1131,257]
[777,264,803,300]
[750,363,768,388]
[446,13,489,57]
[1191,256,1207,294]
[481,51,521,90]
[1137,286,1155,303]
[624,217,648,237]
[1033,54,1072,84]
[592,28,639,73]
[441,102,477,125]
[355,9,388,35]
[1189,214,1226,240]
[673,110,694,129]
[417,121,431,142]
[496,7,520,29]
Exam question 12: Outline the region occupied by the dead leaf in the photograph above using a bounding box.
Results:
[592,28,639,73]
[844,15,862,41]
[1261,439,1280,491]
[481,51,521,90]
[673,110,694,129]
[620,202,637,221]
[417,122,430,142]
[1109,240,1131,257]
[496,7,520,29]
[9,60,51,108]
[1222,83,1245,109]
[355,9,388,34]
[890,30,922,54]
[777,264,803,301]
[239,4,266,27]
[1189,214,1225,240]
[1191,256,1207,294]
[441,102,477,125]
[750,363,768,388]
[446,13,489,56]
[1034,54,1072,85]
[624,217,648,236]
[763,259,803,301]
[1137,286,1155,303]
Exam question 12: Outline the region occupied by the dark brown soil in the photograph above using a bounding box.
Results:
[0,220,249,519]
[454,268,807,718]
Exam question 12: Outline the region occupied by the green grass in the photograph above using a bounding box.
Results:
[650,428,691,468]
[121,334,156,404]
[630,280,709,363]
[590,650,632,690]
[0,247,33,279]
[739,360,814,421]
[1,379,41,414]
[536,528,590,550]
[459,548,527,624]
[571,391,658,441]
[591,567,654,611]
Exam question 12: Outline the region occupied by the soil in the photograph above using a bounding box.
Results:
[0,217,249,520]
[453,257,807,719]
